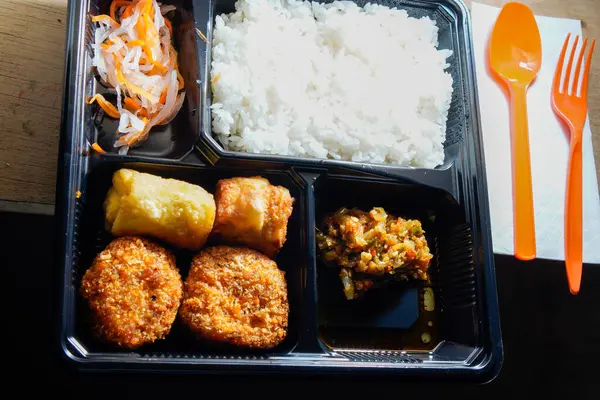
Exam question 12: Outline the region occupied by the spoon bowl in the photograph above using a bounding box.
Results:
[490,3,542,84]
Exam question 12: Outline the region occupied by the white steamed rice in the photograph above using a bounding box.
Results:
[210,0,454,168]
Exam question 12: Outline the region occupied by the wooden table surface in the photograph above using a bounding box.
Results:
[0,0,598,214]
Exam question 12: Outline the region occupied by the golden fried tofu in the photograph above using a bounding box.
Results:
[212,177,294,257]
[104,169,216,250]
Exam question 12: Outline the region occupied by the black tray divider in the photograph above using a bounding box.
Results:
[293,171,326,354]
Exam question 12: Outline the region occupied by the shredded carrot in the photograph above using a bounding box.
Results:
[126,39,144,47]
[143,13,160,46]
[135,4,147,40]
[148,65,164,76]
[122,4,134,19]
[91,0,185,149]
[136,0,155,49]
[110,1,130,22]
[91,143,107,154]
[164,18,173,36]
[146,0,154,16]
[113,55,126,84]
[127,81,159,103]
[177,69,185,90]
[123,97,148,117]
[88,94,120,118]
[123,97,142,111]
[121,75,159,103]
[170,48,179,69]
[143,44,158,65]
[91,14,119,27]
[211,72,222,85]
[110,2,118,20]
[113,54,160,103]
[150,59,169,74]
[195,28,208,44]
[173,52,179,69]
[101,39,114,51]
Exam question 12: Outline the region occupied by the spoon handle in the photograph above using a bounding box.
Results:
[508,82,536,260]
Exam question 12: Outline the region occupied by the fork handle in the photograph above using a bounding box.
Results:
[565,137,583,294]
[508,83,536,260]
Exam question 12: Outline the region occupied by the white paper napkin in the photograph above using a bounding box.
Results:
[471,2,600,263]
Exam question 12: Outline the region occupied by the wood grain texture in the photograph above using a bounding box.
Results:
[0,0,597,211]
[0,0,67,206]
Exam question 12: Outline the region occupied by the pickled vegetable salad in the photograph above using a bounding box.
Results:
[89,0,185,152]
[317,207,433,300]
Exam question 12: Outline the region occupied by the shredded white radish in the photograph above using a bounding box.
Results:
[160,4,177,15]
[116,86,123,114]
[154,3,165,30]
[132,69,179,141]
[119,110,146,133]
[89,0,185,151]
[159,92,186,125]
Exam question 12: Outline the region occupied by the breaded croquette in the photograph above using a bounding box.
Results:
[179,246,289,349]
[80,237,183,349]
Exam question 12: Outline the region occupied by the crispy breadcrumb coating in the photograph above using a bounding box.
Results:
[180,246,289,348]
[80,237,183,349]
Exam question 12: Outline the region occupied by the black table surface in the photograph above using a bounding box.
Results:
[4,211,600,397]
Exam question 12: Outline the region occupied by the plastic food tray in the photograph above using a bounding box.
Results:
[55,0,502,381]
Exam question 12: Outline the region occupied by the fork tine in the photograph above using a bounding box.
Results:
[573,37,588,96]
[554,33,571,94]
[581,39,596,98]
[562,35,579,94]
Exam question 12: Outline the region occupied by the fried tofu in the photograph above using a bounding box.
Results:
[212,176,294,257]
[104,169,216,250]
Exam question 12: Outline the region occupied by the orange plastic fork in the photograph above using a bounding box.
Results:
[551,34,596,295]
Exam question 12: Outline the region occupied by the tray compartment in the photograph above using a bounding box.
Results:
[313,174,482,364]
[57,0,501,380]
[85,0,199,159]
[196,0,468,170]
[63,159,310,360]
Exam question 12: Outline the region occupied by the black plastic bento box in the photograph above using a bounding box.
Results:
[55,0,502,381]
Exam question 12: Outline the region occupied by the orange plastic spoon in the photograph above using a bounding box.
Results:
[489,2,541,261]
